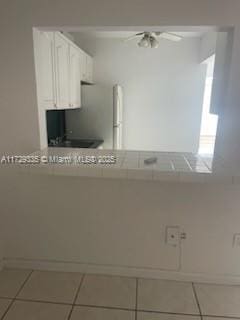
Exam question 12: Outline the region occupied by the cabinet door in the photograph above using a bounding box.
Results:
[37,31,57,109]
[54,33,70,108]
[69,45,81,108]
[80,50,87,82]
[86,55,93,83]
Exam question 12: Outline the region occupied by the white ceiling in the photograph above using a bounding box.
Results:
[72,27,216,39]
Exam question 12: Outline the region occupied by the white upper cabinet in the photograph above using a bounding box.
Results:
[34,31,57,109]
[79,49,87,82]
[34,30,92,110]
[86,54,93,84]
[80,50,93,84]
[54,32,70,109]
[69,45,81,108]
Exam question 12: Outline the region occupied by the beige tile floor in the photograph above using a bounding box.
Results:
[0,268,240,319]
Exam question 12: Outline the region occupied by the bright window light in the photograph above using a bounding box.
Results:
[198,56,218,155]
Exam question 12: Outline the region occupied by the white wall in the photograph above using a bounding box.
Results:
[2,171,240,284]
[70,35,206,152]
[199,31,217,62]
[1,0,240,282]
[1,0,240,158]
[214,28,240,169]
[0,223,3,271]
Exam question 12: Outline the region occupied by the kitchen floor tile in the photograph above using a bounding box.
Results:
[194,283,240,317]
[70,306,135,320]
[0,268,32,298]
[3,300,71,320]
[0,298,12,318]
[18,271,82,304]
[138,279,199,314]
[138,312,201,320]
[76,274,136,309]
[2,267,239,320]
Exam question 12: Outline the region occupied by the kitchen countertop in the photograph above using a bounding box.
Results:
[2,147,240,184]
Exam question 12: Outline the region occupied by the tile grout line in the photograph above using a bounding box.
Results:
[1,270,239,320]
[137,309,202,317]
[73,303,134,312]
[136,309,240,320]
[0,298,14,319]
[199,316,240,320]
[68,303,204,316]
[67,273,86,320]
[2,294,240,320]
[14,297,72,306]
[1,269,34,320]
[2,296,240,319]
[135,278,138,320]
[192,282,203,320]
[15,270,35,298]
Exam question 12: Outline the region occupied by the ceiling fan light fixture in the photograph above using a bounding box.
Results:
[150,36,159,49]
[124,31,182,48]
[138,34,150,48]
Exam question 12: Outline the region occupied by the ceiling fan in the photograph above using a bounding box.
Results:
[125,32,182,48]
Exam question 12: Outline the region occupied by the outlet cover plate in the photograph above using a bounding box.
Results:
[233,234,240,248]
[166,226,180,247]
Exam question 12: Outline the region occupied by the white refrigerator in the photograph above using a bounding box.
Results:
[113,84,123,149]
[66,84,123,149]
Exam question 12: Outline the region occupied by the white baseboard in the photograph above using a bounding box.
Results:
[3,257,240,285]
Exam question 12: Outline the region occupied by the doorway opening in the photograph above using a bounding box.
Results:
[198,55,218,155]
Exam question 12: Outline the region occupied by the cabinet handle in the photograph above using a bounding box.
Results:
[54,103,57,108]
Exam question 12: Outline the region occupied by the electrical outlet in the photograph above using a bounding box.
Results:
[166,226,180,247]
[233,234,240,248]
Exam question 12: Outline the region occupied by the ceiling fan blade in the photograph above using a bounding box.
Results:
[124,32,144,42]
[159,32,182,42]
